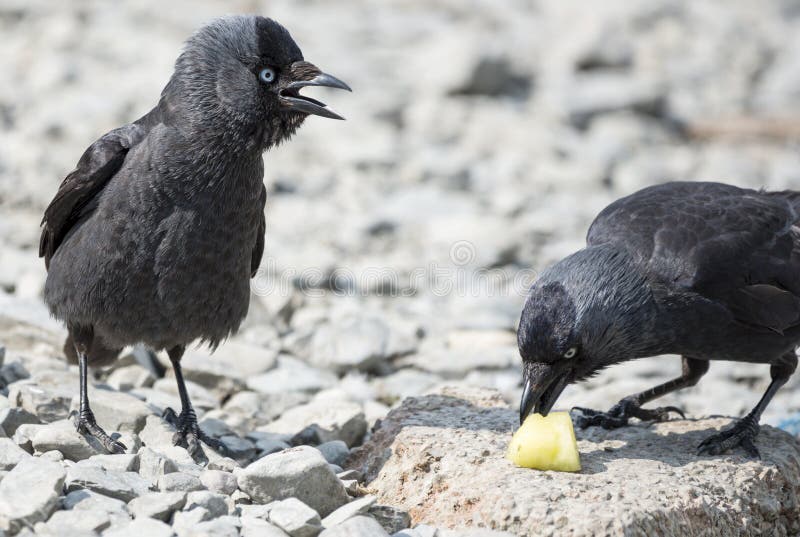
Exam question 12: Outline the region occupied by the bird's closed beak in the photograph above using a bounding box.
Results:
[280,61,351,120]
[519,363,570,425]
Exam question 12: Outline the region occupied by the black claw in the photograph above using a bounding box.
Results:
[75,409,127,454]
[163,406,226,457]
[697,418,760,457]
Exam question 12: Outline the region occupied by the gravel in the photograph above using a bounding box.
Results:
[268,498,324,537]
[0,458,66,532]
[2,1,800,535]
[237,446,349,517]
[128,491,187,521]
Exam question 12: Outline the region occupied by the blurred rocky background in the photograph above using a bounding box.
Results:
[2,0,800,535]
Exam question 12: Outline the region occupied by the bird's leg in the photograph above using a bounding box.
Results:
[573,357,709,430]
[698,352,797,458]
[162,345,225,456]
[71,326,126,454]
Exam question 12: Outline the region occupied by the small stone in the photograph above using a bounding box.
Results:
[66,463,151,502]
[9,377,73,422]
[128,491,187,521]
[31,419,105,461]
[172,506,211,532]
[0,437,31,469]
[39,449,63,462]
[87,453,139,472]
[219,434,256,462]
[0,407,40,436]
[0,458,65,532]
[368,505,412,534]
[63,489,129,517]
[336,469,362,482]
[241,518,291,537]
[183,517,241,537]
[308,315,392,373]
[319,515,389,537]
[231,489,251,505]
[263,399,367,447]
[138,446,179,484]
[200,469,238,495]
[184,490,228,519]
[237,446,348,516]
[269,498,323,537]
[158,471,205,492]
[69,388,151,434]
[255,437,291,457]
[12,423,43,453]
[316,441,349,466]
[322,496,377,528]
[208,456,239,472]
[247,357,337,395]
[106,365,155,392]
[41,508,111,534]
[104,518,173,537]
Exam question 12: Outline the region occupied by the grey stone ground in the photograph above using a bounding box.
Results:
[2,0,800,535]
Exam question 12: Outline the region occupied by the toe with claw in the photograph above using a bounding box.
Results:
[74,409,127,454]
[572,397,685,430]
[697,418,761,458]
[162,407,226,456]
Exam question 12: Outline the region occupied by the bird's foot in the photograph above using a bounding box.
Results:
[73,408,126,454]
[697,417,760,458]
[162,407,226,456]
[572,397,685,430]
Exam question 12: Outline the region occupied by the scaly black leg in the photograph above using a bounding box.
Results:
[573,356,709,429]
[698,352,797,458]
[162,345,225,456]
[71,326,126,454]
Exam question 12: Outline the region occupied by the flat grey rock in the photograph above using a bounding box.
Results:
[241,518,292,537]
[69,388,151,434]
[237,446,348,517]
[316,440,349,466]
[0,457,65,532]
[158,471,205,492]
[31,419,105,461]
[268,497,323,537]
[128,491,186,521]
[319,515,390,537]
[40,508,111,534]
[199,469,238,495]
[0,437,31,470]
[103,518,173,537]
[261,398,367,447]
[322,495,377,528]
[66,463,151,502]
[0,407,40,436]
[62,489,130,517]
[184,490,228,519]
[351,386,800,536]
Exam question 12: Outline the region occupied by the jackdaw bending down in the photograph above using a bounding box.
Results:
[39,16,350,454]
[518,181,800,457]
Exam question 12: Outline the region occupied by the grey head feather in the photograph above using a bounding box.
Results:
[521,244,661,376]
[162,15,305,151]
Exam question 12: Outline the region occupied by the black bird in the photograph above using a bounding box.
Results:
[39,16,350,454]
[517,181,800,457]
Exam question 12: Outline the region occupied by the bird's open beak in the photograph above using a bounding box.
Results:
[280,61,351,120]
[519,363,570,425]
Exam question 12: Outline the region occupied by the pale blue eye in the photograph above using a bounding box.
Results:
[259,67,276,84]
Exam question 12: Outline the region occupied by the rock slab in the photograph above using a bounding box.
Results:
[349,386,800,536]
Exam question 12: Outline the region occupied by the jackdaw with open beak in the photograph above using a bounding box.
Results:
[518,181,800,457]
[39,15,350,454]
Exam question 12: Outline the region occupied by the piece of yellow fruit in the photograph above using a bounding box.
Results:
[507,411,581,472]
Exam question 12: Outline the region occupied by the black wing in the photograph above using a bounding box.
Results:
[39,122,147,269]
[251,184,267,278]
[588,181,800,332]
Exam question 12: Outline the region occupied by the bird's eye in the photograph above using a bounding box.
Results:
[563,347,578,359]
[259,67,276,84]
